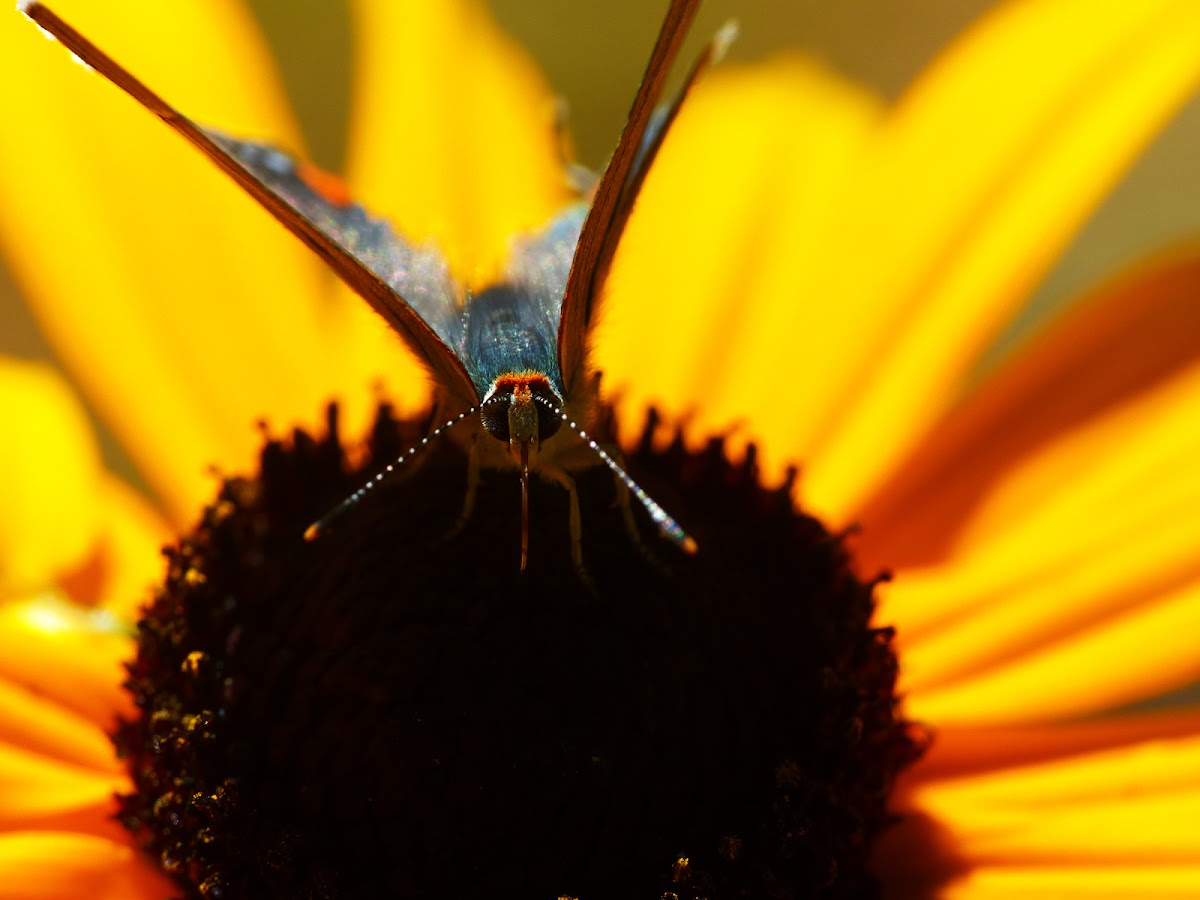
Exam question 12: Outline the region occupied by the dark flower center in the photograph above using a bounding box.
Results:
[115,402,922,899]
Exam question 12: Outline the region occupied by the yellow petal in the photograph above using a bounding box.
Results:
[878,352,1200,633]
[881,723,1200,897]
[345,0,569,285]
[0,596,132,730]
[0,832,171,899]
[0,742,123,828]
[88,475,171,623]
[915,710,1200,780]
[0,1,345,522]
[598,57,882,468]
[879,354,1200,640]
[940,865,1200,900]
[799,0,1200,526]
[906,576,1200,726]
[0,677,120,775]
[324,0,582,429]
[0,358,100,595]
[915,732,1200,864]
[948,363,1200,564]
[921,731,1200,812]
[857,243,1200,573]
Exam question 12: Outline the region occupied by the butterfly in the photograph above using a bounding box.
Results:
[23,0,730,570]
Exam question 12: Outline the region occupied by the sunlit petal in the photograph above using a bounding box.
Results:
[599,57,882,461]
[878,355,1200,638]
[798,0,1200,525]
[858,243,1200,571]
[0,832,170,898]
[915,732,1200,863]
[907,577,1200,726]
[0,1,344,522]
[0,596,131,729]
[940,864,1200,900]
[917,710,1200,779]
[345,0,569,284]
[0,358,100,595]
[879,355,1200,641]
[88,475,171,623]
[0,678,119,775]
[0,742,123,828]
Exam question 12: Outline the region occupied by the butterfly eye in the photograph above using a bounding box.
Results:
[479,392,512,442]
[533,389,565,442]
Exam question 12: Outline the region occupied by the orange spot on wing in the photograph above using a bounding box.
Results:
[296,161,353,207]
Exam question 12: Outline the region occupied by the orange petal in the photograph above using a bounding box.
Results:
[597,57,882,468]
[89,475,171,623]
[878,346,1200,626]
[0,677,120,775]
[0,832,172,899]
[857,243,1200,572]
[344,0,569,285]
[0,742,124,829]
[0,1,345,522]
[0,596,132,730]
[913,732,1200,865]
[919,732,1200,812]
[0,358,100,595]
[914,709,1200,780]
[938,865,1200,900]
[875,356,1200,712]
[896,511,1200,695]
[905,576,1200,726]
[798,0,1200,526]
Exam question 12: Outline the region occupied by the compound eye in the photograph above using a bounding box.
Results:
[479,392,512,442]
[532,386,563,441]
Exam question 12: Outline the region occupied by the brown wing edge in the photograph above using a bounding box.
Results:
[590,20,738,307]
[556,0,712,395]
[22,3,479,409]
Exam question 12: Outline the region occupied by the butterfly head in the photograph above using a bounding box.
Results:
[480,371,564,460]
[479,370,566,572]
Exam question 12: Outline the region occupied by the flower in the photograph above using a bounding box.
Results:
[2,0,1200,896]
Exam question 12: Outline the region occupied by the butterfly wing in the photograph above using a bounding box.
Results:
[555,0,700,394]
[556,2,736,397]
[203,132,466,358]
[23,3,478,408]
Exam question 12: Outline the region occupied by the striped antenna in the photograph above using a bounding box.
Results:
[304,402,498,541]
[532,395,697,555]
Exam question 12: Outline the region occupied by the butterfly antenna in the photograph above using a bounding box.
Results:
[304,404,488,541]
[532,395,697,555]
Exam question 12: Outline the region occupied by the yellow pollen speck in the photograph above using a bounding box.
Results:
[181,650,206,676]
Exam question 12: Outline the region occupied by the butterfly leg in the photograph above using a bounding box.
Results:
[539,466,596,593]
[444,431,481,541]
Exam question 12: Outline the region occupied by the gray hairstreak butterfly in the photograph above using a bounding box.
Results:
[22,0,733,570]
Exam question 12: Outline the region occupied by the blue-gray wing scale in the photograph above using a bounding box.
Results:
[201,129,466,357]
[503,202,587,334]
